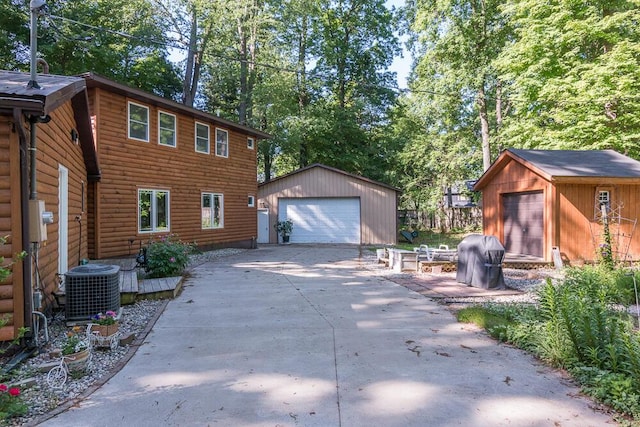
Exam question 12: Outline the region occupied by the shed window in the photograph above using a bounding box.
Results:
[128,102,149,141]
[247,137,255,150]
[195,122,210,154]
[139,189,169,233]
[598,190,610,208]
[202,193,223,229]
[158,112,177,147]
[216,129,229,157]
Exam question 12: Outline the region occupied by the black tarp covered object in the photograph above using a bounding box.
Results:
[456,234,505,289]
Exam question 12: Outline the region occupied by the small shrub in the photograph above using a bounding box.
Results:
[456,306,514,341]
[145,234,196,278]
[0,384,27,421]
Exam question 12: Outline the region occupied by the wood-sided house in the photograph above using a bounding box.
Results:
[0,71,99,340]
[474,149,640,264]
[82,73,269,259]
[0,70,268,340]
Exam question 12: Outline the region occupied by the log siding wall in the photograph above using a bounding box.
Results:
[89,88,258,258]
[259,167,398,245]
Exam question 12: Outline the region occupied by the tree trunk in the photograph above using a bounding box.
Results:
[477,84,491,171]
[182,7,197,106]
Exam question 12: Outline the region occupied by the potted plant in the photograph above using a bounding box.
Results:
[60,326,90,372]
[274,219,293,244]
[90,310,119,337]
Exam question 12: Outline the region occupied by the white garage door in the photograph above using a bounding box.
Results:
[279,198,361,244]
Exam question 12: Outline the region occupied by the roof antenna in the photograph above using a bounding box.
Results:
[27,0,47,89]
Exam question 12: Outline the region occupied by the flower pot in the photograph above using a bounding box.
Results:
[64,348,91,372]
[91,322,119,337]
[282,235,290,244]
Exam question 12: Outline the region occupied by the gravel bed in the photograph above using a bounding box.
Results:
[1,248,243,426]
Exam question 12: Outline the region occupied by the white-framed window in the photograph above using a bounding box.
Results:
[248,195,255,207]
[158,111,177,147]
[202,193,223,229]
[215,128,229,157]
[195,122,210,154]
[247,137,255,150]
[138,189,170,233]
[598,190,611,208]
[128,102,149,141]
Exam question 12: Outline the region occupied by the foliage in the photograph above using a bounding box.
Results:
[61,326,89,356]
[274,219,293,237]
[0,236,27,284]
[0,384,27,422]
[91,310,117,326]
[465,267,640,421]
[145,234,196,279]
[494,0,640,156]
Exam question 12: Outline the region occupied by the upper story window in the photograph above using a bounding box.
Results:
[139,189,169,233]
[195,122,210,154]
[216,128,229,157]
[202,192,223,229]
[128,102,149,142]
[158,111,177,147]
[248,195,255,207]
[247,137,255,150]
[598,190,610,208]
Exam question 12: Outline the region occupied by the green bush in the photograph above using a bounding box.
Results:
[145,234,196,279]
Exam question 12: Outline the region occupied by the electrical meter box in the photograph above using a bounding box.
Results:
[29,199,53,242]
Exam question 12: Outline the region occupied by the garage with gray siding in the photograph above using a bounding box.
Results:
[258,164,400,245]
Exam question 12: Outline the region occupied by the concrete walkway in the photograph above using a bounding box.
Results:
[39,245,614,426]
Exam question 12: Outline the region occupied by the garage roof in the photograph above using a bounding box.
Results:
[475,149,640,189]
[259,163,401,192]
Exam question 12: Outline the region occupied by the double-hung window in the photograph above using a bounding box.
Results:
[139,189,170,233]
[128,102,149,141]
[202,193,223,229]
[195,122,210,154]
[215,128,229,157]
[158,111,177,147]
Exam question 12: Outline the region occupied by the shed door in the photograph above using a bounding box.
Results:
[279,198,361,244]
[502,191,543,257]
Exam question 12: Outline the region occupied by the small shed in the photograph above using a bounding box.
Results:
[474,149,640,263]
[257,164,400,245]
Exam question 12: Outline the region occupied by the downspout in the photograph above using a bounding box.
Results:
[13,108,34,340]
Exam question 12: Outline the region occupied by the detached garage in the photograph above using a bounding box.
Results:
[474,149,640,264]
[258,164,400,245]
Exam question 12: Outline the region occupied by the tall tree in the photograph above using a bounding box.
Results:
[408,0,510,171]
[495,0,640,156]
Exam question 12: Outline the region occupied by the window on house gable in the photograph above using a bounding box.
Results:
[215,128,229,157]
[247,137,255,150]
[128,102,149,141]
[202,193,224,229]
[159,111,177,147]
[598,190,610,209]
[139,189,170,233]
[195,122,210,154]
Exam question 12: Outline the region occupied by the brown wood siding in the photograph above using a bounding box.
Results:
[91,89,257,258]
[480,160,553,261]
[34,101,89,306]
[557,183,640,262]
[258,167,397,245]
[0,116,24,340]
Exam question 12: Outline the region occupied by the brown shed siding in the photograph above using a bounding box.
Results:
[259,167,397,245]
[90,88,257,258]
[479,160,554,261]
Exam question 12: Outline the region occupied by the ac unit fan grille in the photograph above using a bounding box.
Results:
[65,265,120,322]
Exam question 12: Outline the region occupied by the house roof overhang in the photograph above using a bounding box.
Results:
[81,72,272,140]
[0,70,101,181]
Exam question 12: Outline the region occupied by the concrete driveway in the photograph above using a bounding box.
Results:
[39,245,613,426]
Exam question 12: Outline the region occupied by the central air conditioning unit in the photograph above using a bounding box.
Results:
[65,264,120,322]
